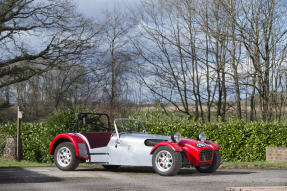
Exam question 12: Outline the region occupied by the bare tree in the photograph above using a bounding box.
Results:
[136,0,194,118]
[0,0,96,88]
[96,10,138,117]
[220,0,287,121]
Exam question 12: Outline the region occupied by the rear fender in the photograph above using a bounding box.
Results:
[49,133,89,160]
[150,141,183,154]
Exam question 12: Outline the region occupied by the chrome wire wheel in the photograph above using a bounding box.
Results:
[155,150,173,172]
[57,146,72,167]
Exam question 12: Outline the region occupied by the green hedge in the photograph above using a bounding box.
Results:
[0,109,286,162]
[0,109,80,162]
[130,110,287,162]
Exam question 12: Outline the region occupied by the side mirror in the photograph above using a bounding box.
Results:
[115,138,120,147]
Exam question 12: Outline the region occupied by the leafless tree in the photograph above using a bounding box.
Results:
[219,0,287,121]
[0,0,97,88]
[136,0,287,121]
[95,10,138,117]
[136,0,198,119]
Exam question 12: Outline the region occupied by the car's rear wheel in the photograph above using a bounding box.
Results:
[152,146,182,176]
[102,165,120,170]
[54,142,79,171]
[196,150,221,173]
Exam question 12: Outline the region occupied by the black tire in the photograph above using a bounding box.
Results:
[54,142,79,171]
[102,165,120,170]
[152,146,182,176]
[196,150,221,173]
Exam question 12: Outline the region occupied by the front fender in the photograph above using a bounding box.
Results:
[150,141,183,154]
[49,133,89,160]
[205,141,221,150]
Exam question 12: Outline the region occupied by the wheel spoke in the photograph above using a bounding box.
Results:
[155,150,174,172]
[57,146,72,168]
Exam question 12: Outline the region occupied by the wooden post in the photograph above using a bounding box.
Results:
[16,106,23,161]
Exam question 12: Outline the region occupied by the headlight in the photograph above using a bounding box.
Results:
[197,132,206,142]
[171,132,181,143]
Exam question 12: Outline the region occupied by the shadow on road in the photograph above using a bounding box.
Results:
[178,169,256,177]
[77,166,154,173]
[76,166,256,176]
[0,167,62,184]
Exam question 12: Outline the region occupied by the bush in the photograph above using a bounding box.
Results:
[0,109,83,162]
[0,122,16,157]
[130,110,287,162]
[1,109,286,162]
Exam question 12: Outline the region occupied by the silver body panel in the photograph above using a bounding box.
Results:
[84,132,170,166]
[89,147,109,163]
[108,133,170,166]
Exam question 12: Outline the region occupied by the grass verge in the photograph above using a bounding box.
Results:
[220,161,287,170]
[0,158,54,168]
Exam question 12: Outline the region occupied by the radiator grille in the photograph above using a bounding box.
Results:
[199,150,213,161]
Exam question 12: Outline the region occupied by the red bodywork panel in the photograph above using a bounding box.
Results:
[49,133,89,160]
[150,141,183,153]
[205,141,221,150]
[151,138,220,167]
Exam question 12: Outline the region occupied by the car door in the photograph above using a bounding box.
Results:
[108,134,153,166]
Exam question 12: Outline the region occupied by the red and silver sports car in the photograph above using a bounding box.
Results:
[49,113,221,176]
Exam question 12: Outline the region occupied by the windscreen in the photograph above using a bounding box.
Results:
[115,119,146,133]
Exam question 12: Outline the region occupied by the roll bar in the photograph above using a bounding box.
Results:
[75,113,111,132]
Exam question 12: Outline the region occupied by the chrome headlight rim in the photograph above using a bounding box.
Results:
[171,132,181,143]
[197,132,206,142]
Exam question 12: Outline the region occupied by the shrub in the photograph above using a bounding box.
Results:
[0,122,17,157]
[0,109,83,162]
[130,110,287,162]
[1,109,286,162]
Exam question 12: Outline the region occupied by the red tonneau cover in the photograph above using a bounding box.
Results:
[81,132,112,149]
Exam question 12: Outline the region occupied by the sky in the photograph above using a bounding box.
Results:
[73,0,152,102]
[74,0,140,18]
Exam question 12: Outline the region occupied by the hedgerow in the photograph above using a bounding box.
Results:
[0,108,81,162]
[0,109,286,162]
[130,110,287,161]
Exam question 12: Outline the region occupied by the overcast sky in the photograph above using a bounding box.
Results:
[74,0,140,18]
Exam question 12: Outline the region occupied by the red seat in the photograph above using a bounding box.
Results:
[81,132,112,149]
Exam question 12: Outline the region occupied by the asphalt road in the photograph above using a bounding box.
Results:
[0,167,286,191]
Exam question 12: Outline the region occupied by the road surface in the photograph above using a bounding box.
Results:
[0,167,286,191]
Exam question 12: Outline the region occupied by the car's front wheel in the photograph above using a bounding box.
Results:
[152,146,182,176]
[54,142,79,171]
[196,150,221,173]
